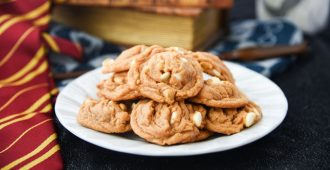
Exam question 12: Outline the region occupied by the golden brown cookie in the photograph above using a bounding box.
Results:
[128,51,204,104]
[189,76,248,108]
[192,130,214,142]
[130,100,210,145]
[206,102,262,135]
[102,45,164,73]
[165,46,192,54]
[193,52,235,83]
[97,71,140,101]
[77,98,131,133]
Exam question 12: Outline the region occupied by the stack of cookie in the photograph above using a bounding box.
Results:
[77,45,262,146]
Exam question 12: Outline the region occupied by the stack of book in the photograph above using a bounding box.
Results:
[52,0,233,50]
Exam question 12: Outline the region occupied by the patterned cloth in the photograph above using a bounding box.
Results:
[50,19,303,89]
[0,0,82,169]
[210,19,303,77]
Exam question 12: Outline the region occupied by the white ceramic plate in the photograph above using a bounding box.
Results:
[55,61,288,156]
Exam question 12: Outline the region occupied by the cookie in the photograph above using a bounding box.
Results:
[163,49,234,82]
[192,130,214,142]
[77,98,131,133]
[130,100,210,145]
[97,71,140,101]
[193,52,235,83]
[102,45,164,73]
[189,76,248,108]
[128,51,204,104]
[206,102,262,135]
[165,46,192,54]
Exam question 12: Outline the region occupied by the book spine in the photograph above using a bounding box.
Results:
[135,6,202,16]
[54,0,233,8]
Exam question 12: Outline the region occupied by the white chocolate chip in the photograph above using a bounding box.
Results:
[174,47,185,54]
[209,76,222,85]
[173,73,182,81]
[160,72,171,81]
[252,108,261,117]
[170,111,178,124]
[130,59,136,66]
[193,111,202,127]
[203,73,213,80]
[180,57,188,63]
[212,69,221,77]
[119,103,126,110]
[244,112,257,127]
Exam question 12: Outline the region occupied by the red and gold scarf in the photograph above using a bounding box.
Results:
[0,0,81,169]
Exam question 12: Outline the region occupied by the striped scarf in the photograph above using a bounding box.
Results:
[0,0,81,169]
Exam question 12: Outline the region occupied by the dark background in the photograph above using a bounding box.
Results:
[54,0,330,169]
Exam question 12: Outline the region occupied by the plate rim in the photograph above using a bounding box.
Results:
[55,61,288,156]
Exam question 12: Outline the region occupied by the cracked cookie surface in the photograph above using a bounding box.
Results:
[189,76,248,108]
[206,102,262,135]
[128,51,204,104]
[193,52,235,83]
[102,45,164,73]
[130,100,211,145]
[77,45,263,146]
[77,98,131,133]
[97,71,140,101]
